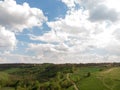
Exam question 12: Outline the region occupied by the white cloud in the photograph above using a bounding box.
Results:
[89,5,119,22]
[1,52,120,63]
[0,0,47,53]
[0,26,17,52]
[113,28,120,40]
[28,43,70,54]
[47,10,91,34]
[0,57,7,63]
[0,53,39,63]
[61,0,76,8]
[27,43,120,63]
[0,0,47,32]
[27,0,120,63]
[62,0,120,22]
[30,30,69,43]
[1,0,120,63]
[105,0,120,12]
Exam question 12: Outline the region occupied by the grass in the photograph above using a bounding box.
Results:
[68,66,120,90]
[68,66,108,90]
[95,67,120,90]
[4,68,21,73]
[0,72,9,80]
[1,87,15,90]
[78,76,108,90]
[0,64,120,90]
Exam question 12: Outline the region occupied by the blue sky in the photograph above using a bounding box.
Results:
[0,0,120,63]
[17,0,67,21]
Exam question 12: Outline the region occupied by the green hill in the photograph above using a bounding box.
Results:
[0,63,120,90]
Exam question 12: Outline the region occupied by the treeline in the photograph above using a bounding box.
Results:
[0,62,120,69]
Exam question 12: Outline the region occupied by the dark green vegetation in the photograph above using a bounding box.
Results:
[0,63,120,90]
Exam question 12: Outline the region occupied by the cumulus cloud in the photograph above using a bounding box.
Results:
[89,5,119,22]
[0,53,39,63]
[61,0,76,8]
[1,52,120,63]
[62,0,120,22]
[0,26,17,51]
[0,0,46,53]
[0,0,47,32]
[27,43,120,63]
[113,28,120,40]
[47,10,90,35]
[27,0,120,63]
[1,0,120,63]
[28,43,70,54]
[30,30,69,43]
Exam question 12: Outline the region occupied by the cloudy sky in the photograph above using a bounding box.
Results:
[0,0,120,63]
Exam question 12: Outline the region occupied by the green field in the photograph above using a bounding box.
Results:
[0,63,120,90]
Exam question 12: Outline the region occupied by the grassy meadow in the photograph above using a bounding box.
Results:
[0,63,120,90]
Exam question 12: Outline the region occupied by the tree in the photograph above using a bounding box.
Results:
[32,80,40,90]
[86,72,91,77]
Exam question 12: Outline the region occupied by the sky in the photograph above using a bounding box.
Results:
[0,0,120,63]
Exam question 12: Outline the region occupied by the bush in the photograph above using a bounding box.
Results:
[86,72,91,77]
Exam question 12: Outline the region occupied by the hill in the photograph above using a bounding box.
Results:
[0,63,120,90]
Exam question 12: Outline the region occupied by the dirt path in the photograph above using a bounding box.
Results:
[97,76,112,90]
[102,78,112,90]
[66,73,79,90]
